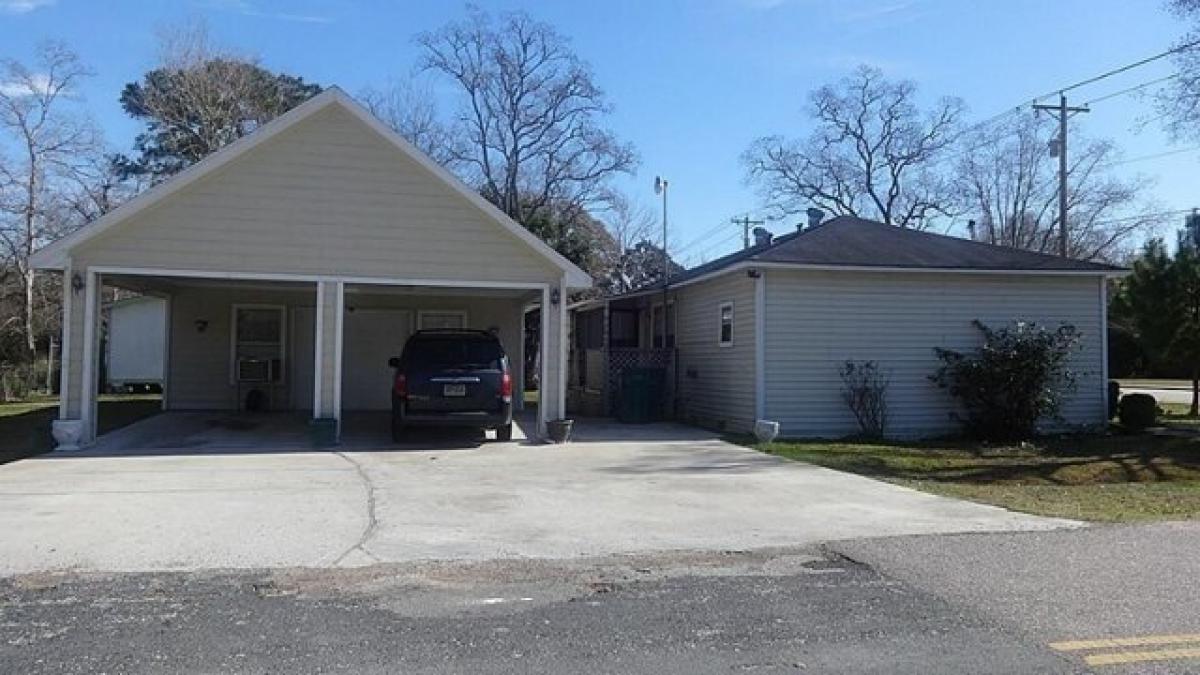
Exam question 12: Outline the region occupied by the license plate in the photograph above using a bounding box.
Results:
[443,384,467,397]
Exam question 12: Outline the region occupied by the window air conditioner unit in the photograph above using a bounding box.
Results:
[237,358,272,383]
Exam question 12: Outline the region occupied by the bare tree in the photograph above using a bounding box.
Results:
[117,20,321,182]
[1158,0,1200,142]
[0,42,99,370]
[596,194,657,294]
[416,7,636,224]
[359,79,458,167]
[744,66,964,229]
[956,111,1160,262]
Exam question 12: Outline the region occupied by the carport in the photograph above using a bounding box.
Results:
[29,88,590,450]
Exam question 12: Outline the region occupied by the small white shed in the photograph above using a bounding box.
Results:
[106,295,166,391]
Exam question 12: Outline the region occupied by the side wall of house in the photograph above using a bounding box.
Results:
[763,269,1106,438]
[673,272,758,433]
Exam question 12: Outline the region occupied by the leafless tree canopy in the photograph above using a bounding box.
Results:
[1159,0,1200,142]
[0,42,101,369]
[744,66,965,229]
[359,79,459,167]
[956,111,1159,262]
[416,8,636,224]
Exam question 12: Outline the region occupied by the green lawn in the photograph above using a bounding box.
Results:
[755,431,1200,523]
[0,395,162,464]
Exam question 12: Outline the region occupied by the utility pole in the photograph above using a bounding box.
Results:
[732,215,765,249]
[1033,93,1089,257]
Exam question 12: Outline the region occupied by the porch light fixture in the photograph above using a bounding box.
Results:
[550,288,561,306]
[194,319,209,333]
[71,273,84,295]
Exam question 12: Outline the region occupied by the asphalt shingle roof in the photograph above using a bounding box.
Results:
[664,215,1122,287]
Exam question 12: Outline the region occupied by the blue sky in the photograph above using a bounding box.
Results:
[1,0,1195,263]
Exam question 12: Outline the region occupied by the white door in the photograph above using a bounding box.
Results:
[291,307,316,412]
[342,310,412,411]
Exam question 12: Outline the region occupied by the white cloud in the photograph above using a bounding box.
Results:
[197,0,332,24]
[0,0,55,14]
[0,73,53,98]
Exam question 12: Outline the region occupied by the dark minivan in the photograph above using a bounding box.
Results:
[388,329,514,442]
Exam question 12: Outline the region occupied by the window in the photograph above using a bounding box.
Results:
[418,310,467,330]
[718,302,733,347]
[652,302,676,349]
[231,305,285,383]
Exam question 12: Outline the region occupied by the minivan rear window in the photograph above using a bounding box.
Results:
[405,338,504,369]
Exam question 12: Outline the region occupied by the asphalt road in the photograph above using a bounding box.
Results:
[3,525,1197,674]
[0,549,1078,675]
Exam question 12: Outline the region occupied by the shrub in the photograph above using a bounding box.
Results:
[840,360,890,438]
[1117,393,1157,430]
[930,320,1081,441]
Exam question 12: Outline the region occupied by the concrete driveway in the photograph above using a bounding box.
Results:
[0,414,1075,575]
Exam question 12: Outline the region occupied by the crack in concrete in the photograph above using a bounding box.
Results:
[332,451,381,566]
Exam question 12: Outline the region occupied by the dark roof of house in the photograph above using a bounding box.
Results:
[660,215,1123,288]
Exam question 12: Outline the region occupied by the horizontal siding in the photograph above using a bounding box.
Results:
[764,270,1105,438]
[675,273,757,433]
[74,106,559,284]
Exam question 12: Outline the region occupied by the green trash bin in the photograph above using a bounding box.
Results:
[617,367,665,423]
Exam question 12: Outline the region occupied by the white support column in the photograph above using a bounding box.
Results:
[80,269,100,444]
[312,281,325,419]
[332,280,344,440]
[160,294,173,411]
[57,266,73,419]
[539,286,550,436]
[557,276,568,423]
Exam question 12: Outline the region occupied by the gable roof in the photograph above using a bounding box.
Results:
[660,214,1123,289]
[30,87,592,288]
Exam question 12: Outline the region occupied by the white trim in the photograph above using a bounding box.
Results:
[85,266,552,290]
[754,272,766,420]
[313,282,325,418]
[539,286,550,435]
[417,309,469,330]
[29,88,592,288]
[558,276,568,422]
[229,304,288,387]
[80,270,98,442]
[57,265,73,419]
[1099,276,1110,420]
[333,281,345,435]
[718,301,734,348]
[161,294,172,412]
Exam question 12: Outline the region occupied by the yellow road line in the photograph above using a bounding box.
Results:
[1050,634,1200,652]
[1085,647,1200,667]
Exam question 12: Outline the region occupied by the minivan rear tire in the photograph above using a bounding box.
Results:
[495,422,513,442]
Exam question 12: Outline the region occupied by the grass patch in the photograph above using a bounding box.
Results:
[755,432,1200,522]
[0,395,162,465]
[1161,402,1200,430]
[524,389,539,405]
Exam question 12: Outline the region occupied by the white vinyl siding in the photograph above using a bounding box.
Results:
[763,269,1106,438]
[674,273,757,433]
[72,106,558,284]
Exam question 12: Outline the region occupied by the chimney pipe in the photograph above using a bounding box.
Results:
[752,226,773,247]
[805,207,825,230]
[967,219,977,240]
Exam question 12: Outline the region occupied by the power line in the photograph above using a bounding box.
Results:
[675,219,736,254]
[1099,145,1200,168]
[1032,37,1200,102]
[1083,73,1180,106]
[1091,207,1199,226]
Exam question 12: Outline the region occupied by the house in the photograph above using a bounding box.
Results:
[105,295,167,392]
[30,87,591,450]
[569,215,1123,438]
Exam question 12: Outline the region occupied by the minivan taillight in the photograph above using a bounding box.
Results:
[500,369,512,401]
[394,373,407,398]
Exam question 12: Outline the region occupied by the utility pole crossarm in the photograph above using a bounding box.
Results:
[1033,93,1090,258]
